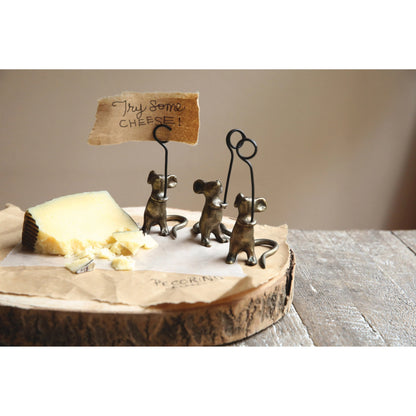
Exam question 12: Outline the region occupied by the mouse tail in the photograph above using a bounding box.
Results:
[167,215,188,239]
[220,222,232,237]
[255,238,279,269]
[191,222,200,235]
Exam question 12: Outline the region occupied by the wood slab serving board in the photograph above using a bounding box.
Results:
[0,206,295,346]
[0,250,295,346]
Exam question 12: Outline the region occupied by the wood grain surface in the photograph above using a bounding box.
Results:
[234,229,416,346]
[393,230,416,255]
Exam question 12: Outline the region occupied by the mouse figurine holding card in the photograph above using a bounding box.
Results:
[225,193,268,266]
[142,170,179,236]
[141,124,189,239]
[225,130,278,268]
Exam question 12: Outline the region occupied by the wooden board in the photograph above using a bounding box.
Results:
[392,230,416,255]
[286,229,416,346]
[233,303,313,347]
[0,250,295,346]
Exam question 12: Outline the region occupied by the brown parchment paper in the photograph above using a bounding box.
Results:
[0,204,290,308]
[88,92,199,146]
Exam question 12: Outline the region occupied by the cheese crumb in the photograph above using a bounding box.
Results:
[109,241,131,256]
[94,247,116,260]
[111,230,147,255]
[143,234,158,249]
[74,247,95,260]
[111,256,135,271]
[65,257,95,274]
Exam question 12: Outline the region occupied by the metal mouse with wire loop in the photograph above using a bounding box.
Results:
[223,129,278,269]
[223,128,246,207]
[192,129,247,246]
[142,124,188,239]
[191,129,245,247]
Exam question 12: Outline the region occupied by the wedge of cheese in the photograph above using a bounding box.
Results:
[22,191,138,256]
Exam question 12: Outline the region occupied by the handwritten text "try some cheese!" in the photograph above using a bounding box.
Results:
[112,99,185,128]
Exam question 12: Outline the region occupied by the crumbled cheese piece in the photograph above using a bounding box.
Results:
[65,257,95,274]
[111,256,135,271]
[74,247,96,260]
[94,247,116,260]
[111,230,146,255]
[143,234,158,249]
[109,241,131,256]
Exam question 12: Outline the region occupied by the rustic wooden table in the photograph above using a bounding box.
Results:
[233,229,416,346]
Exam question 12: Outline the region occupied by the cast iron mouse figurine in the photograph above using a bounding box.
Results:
[142,170,187,239]
[192,179,229,247]
[226,193,278,268]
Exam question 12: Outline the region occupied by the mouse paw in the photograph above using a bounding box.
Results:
[201,237,211,247]
[226,253,236,264]
[246,256,257,266]
[160,228,169,236]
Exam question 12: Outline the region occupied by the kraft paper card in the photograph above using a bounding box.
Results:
[88,92,199,146]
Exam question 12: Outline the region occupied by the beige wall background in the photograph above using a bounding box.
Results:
[1,70,415,229]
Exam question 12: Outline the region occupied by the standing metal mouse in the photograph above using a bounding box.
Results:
[192,179,229,246]
[226,193,278,267]
[142,170,187,239]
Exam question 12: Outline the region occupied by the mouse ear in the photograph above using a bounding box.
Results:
[193,179,205,194]
[254,197,267,212]
[167,174,178,188]
[234,193,245,208]
[216,180,223,194]
[147,170,157,184]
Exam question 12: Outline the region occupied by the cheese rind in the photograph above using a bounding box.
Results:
[22,191,138,256]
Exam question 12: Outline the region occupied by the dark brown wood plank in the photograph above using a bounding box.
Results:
[233,305,314,346]
[392,230,416,255]
[288,229,416,346]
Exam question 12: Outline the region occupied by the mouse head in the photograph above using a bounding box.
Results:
[193,179,223,199]
[147,170,177,192]
[234,193,267,217]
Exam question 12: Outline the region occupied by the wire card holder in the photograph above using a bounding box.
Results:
[142,124,188,239]
[193,128,278,268]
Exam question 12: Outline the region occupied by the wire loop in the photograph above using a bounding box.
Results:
[152,124,171,198]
